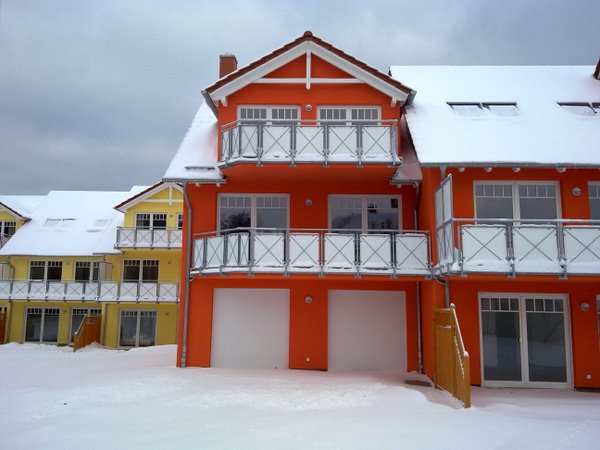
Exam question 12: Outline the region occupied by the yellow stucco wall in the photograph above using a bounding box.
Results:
[102,302,178,348]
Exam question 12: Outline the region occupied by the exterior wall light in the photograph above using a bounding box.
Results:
[484,167,493,173]
[580,302,590,311]
[572,187,582,197]
[557,167,567,173]
[512,167,521,173]
[305,104,313,112]
[304,296,313,304]
[305,199,313,207]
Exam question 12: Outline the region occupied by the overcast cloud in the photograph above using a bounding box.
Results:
[1,0,599,194]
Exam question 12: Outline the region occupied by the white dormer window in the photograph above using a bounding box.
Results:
[558,102,599,117]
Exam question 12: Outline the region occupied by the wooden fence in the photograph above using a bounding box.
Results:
[433,304,471,408]
[73,315,101,352]
[0,312,6,344]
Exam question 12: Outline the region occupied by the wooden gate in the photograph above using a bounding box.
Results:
[73,315,101,352]
[433,304,471,408]
[0,311,6,344]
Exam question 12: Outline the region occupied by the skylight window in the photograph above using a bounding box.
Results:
[448,102,519,117]
[558,102,598,117]
[44,218,75,228]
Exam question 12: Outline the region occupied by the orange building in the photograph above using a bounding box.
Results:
[164,32,427,373]
[164,32,600,389]
[391,65,600,389]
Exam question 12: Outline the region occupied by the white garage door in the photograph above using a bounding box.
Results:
[211,288,289,369]
[328,290,406,371]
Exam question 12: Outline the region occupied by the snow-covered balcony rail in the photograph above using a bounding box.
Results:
[0,280,179,303]
[437,218,600,276]
[220,120,400,166]
[115,227,182,248]
[192,227,431,277]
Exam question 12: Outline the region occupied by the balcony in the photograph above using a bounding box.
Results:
[192,228,431,277]
[0,280,179,302]
[437,218,600,276]
[220,120,400,166]
[115,227,182,249]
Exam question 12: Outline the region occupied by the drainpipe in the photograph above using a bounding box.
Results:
[412,181,423,373]
[180,182,193,368]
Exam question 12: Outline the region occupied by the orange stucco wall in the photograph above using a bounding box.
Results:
[182,276,418,372]
[418,166,600,388]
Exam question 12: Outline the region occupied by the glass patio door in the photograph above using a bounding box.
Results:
[480,294,570,387]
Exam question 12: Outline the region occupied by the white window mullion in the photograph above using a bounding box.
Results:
[518,296,529,384]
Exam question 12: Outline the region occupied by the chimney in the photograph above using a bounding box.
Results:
[594,58,600,80]
[219,54,237,78]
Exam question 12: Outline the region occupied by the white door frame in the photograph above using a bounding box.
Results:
[478,292,573,388]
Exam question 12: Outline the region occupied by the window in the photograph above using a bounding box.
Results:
[238,106,299,123]
[70,308,101,342]
[219,195,288,230]
[123,260,159,282]
[74,261,100,282]
[119,310,156,347]
[448,102,519,117]
[29,261,62,281]
[135,213,167,229]
[318,106,380,125]
[177,213,183,230]
[329,196,401,231]
[25,307,60,343]
[558,102,599,117]
[475,182,559,221]
[589,183,600,220]
[0,221,16,237]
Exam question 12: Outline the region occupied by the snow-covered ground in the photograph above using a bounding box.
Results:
[1,344,598,450]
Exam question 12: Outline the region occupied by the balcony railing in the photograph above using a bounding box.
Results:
[220,120,400,166]
[0,233,10,249]
[193,228,431,277]
[115,227,182,248]
[437,218,600,276]
[0,280,179,302]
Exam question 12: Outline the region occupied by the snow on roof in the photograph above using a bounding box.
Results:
[0,188,144,257]
[389,66,600,166]
[162,102,224,183]
[0,195,44,219]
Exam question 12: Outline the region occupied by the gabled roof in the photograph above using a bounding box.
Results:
[0,189,141,257]
[390,65,600,167]
[114,182,180,212]
[0,195,44,221]
[202,31,416,115]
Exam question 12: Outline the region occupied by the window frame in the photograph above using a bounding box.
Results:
[557,102,599,117]
[24,307,61,343]
[237,105,301,123]
[118,309,157,348]
[217,194,289,231]
[122,259,160,282]
[0,221,17,237]
[28,260,63,281]
[448,102,519,117]
[328,194,403,231]
[317,105,381,125]
[135,212,168,229]
[74,261,100,282]
[473,181,561,221]
[589,182,600,220]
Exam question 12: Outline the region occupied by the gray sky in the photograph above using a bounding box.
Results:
[1,0,599,194]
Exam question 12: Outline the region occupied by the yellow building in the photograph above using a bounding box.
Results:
[0,182,181,348]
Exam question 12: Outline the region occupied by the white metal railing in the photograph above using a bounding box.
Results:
[0,233,10,248]
[220,120,400,166]
[438,218,600,276]
[193,227,431,276]
[116,227,182,248]
[0,280,179,302]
